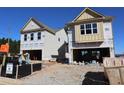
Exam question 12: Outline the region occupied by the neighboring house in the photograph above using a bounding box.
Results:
[66,8,115,64]
[55,29,68,62]
[20,18,67,61]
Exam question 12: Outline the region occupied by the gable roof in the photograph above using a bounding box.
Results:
[20,17,55,34]
[73,8,105,22]
[66,8,113,27]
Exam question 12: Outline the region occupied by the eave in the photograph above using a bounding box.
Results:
[66,16,113,27]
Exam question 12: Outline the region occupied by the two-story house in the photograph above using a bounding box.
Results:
[20,18,67,61]
[66,8,115,64]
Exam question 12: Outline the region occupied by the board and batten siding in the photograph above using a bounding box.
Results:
[76,12,94,21]
[74,22,104,43]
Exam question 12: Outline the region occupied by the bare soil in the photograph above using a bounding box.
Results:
[20,62,107,85]
[0,62,108,85]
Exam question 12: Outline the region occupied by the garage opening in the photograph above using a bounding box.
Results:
[23,50,42,61]
[73,48,110,64]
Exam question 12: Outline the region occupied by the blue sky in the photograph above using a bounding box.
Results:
[0,7,123,54]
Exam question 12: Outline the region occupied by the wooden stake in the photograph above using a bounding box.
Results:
[0,65,2,76]
[2,54,6,66]
[16,65,19,79]
[41,62,42,69]
[31,63,33,74]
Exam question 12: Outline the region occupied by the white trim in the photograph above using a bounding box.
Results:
[80,23,98,35]
[24,34,27,41]
[37,32,41,40]
[73,8,104,22]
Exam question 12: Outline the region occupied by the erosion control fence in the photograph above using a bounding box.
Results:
[0,62,42,79]
[103,57,124,85]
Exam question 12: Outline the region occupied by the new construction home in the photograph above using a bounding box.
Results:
[20,18,67,61]
[20,8,115,64]
[66,8,115,64]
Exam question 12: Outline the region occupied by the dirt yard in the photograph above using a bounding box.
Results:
[19,62,108,85]
[0,62,109,85]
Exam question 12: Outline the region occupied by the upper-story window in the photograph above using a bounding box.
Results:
[105,28,109,31]
[30,33,34,41]
[37,32,41,40]
[80,25,85,34]
[24,34,27,41]
[86,24,92,34]
[80,23,98,35]
[92,23,97,33]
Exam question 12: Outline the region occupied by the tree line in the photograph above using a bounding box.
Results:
[0,38,20,56]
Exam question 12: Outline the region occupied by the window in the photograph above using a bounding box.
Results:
[30,33,34,41]
[37,32,41,40]
[24,34,27,41]
[86,24,92,34]
[80,23,98,35]
[92,23,97,33]
[80,24,85,34]
[105,28,109,31]
[81,51,85,56]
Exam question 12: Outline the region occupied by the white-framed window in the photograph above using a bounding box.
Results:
[92,23,97,33]
[86,23,92,34]
[24,34,27,41]
[37,32,41,40]
[80,23,98,35]
[80,24,85,34]
[30,33,34,41]
[105,28,109,31]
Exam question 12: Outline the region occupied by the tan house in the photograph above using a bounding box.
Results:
[66,8,115,64]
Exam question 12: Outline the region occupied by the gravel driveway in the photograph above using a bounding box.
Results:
[19,63,106,85]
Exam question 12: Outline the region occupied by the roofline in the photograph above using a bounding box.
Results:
[73,7,105,22]
[21,28,46,34]
[20,17,32,33]
[20,17,55,35]
[66,16,113,26]
[31,18,55,34]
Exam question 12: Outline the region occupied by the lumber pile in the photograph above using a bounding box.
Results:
[103,57,124,85]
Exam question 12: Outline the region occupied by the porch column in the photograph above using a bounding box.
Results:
[68,49,73,64]
[67,30,73,64]
[110,47,115,57]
